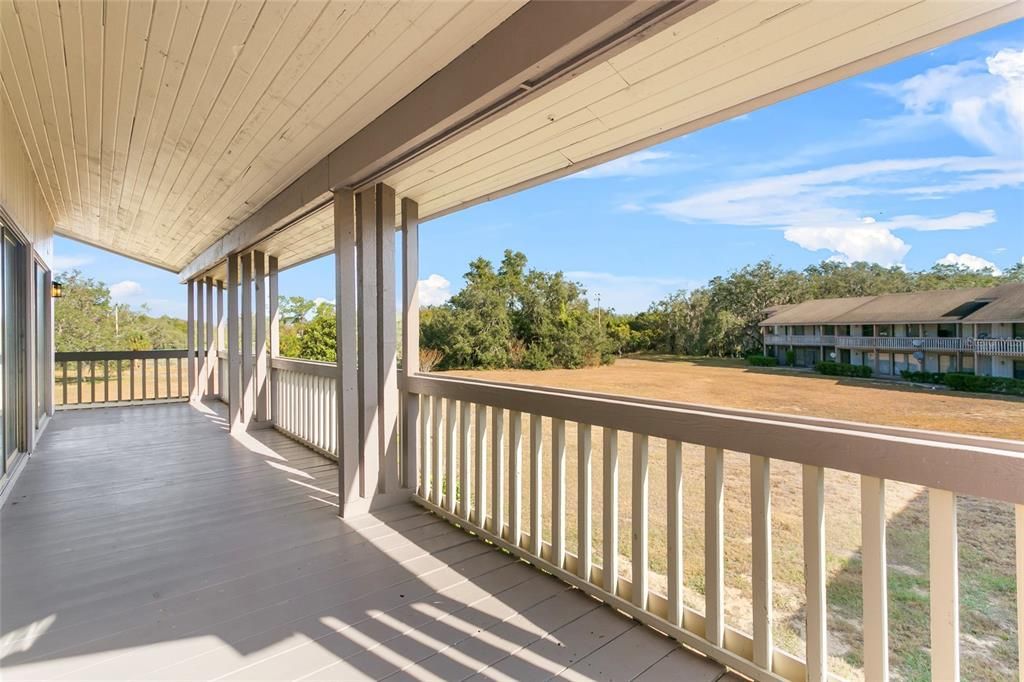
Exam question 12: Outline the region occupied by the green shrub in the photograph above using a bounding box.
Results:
[746,354,778,367]
[785,349,797,367]
[900,370,946,384]
[815,361,872,378]
[943,373,1024,396]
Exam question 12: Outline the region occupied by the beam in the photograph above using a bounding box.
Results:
[376,183,398,493]
[177,1,693,282]
[334,190,360,515]
[400,198,419,490]
[240,252,253,427]
[254,251,268,423]
[205,277,215,397]
[186,280,195,400]
[357,188,380,497]
[227,256,240,429]
[268,256,279,422]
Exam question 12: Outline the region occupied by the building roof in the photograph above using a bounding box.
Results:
[760,283,1024,326]
[961,283,1024,323]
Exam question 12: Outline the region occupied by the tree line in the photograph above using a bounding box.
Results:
[56,256,1024,368]
[55,270,186,352]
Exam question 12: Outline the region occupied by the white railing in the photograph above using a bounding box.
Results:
[974,338,1024,356]
[270,357,338,458]
[764,334,834,346]
[834,336,966,351]
[402,372,1024,682]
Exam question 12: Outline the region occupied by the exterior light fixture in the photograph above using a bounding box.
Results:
[51,280,64,298]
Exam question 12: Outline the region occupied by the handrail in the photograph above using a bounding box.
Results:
[54,349,192,408]
[403,373,1023,504]
[271,356,337,378]
[401,371,1024,682]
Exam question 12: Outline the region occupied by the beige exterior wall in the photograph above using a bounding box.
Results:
[1,92,56,459]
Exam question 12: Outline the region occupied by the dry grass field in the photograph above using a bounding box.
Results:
[442,355,1023,681]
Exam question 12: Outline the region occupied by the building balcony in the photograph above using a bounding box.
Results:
[6,351,1021,682]
[762,334,835,346]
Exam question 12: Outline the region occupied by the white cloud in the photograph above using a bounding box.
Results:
[650,155,1015,265]
[784,227,911,266]
[618,202,644,212]
[572,151,680,179]
[53,254,92,270]
[418,274,451,306]
[109,280,143,301]
[564,271,700,314]
[935,252,1001,274]
[872,48,1024,155]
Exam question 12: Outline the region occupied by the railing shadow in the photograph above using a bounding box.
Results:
[0,401,685,681]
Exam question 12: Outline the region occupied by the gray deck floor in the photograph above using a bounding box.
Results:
[1,402,730,681]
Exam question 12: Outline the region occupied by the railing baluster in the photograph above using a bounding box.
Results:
[175,357,181,398]
[705,446,724,647]
[154,358,160,400]
[632,433,648,609]
[458,401,471,520]
[603,427,619,595]
[578,424,592,582]
[551,418,566,569]
[929,488,959,682]
[165,357,171,399]
[91,361,97,403]
[509,410,523,548]
[141,357,148,401]
[130,358,136,401]
[431,395,442,506]
[490,406,504,538]
[861,475,887,682]
[61,361,67,406]
[474,403,487,529]
[804,463,827,682]
[420,395,431,499]
[1017,504,1023,682]
[751,455,773,669]
[529,413,543,557]
[76,360,82,404]
[103,360,109,403]
[445,398,457,513]
[667,439,683,626]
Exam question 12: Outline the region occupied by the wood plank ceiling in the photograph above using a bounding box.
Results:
[0,0,523,270]
[215,0,1024,274]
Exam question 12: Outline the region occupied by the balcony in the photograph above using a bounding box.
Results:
[0,398,730,682]
[8,351,1022,682]
[832,336,965,351]
[974,338,1024,356]
[762,334,834,346]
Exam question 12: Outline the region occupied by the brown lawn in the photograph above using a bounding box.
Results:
[438,355,1023,681]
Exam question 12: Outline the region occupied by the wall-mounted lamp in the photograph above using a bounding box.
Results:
[51,280,64,298]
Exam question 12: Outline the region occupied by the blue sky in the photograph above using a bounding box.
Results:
[55,20,1024,318]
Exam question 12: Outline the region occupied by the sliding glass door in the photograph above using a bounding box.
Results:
[35,261,48,426]
[1,223,26,479]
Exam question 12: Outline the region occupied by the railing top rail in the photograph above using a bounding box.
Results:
[56,349,192,361]
[271,355,337,378]
[403,372,1024,504]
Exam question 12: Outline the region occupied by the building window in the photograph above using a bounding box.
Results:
[1014,360,1024,380]
[907,323,921,336]
[792,325,805,335]
[937,323,956,338]
[962,355,974,373]
[939,355,954,372]
[1013,324,1024,339]
[835,325,850,336]
[822,325,835,335]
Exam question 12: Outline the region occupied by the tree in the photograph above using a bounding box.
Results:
[421,250,609,370]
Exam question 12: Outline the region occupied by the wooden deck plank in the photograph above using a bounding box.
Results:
[1,402,719,681]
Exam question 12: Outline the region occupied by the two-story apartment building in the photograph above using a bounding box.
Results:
[761,284,1024,379]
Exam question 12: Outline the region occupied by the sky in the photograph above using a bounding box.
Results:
[55,19,1024,318]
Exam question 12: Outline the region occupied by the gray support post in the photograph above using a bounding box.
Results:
[186,280,196,401]
[205,277,214,397]
[254,251,268,423]
[376,184,398,493]
[400,198,420,491]
[215,281,224,397]
[241,252,254,427]
[268,256,280,421]
[227,256,241,430]
[357,188,380,498]
[334,190,361,515]
[196,279,205,399]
